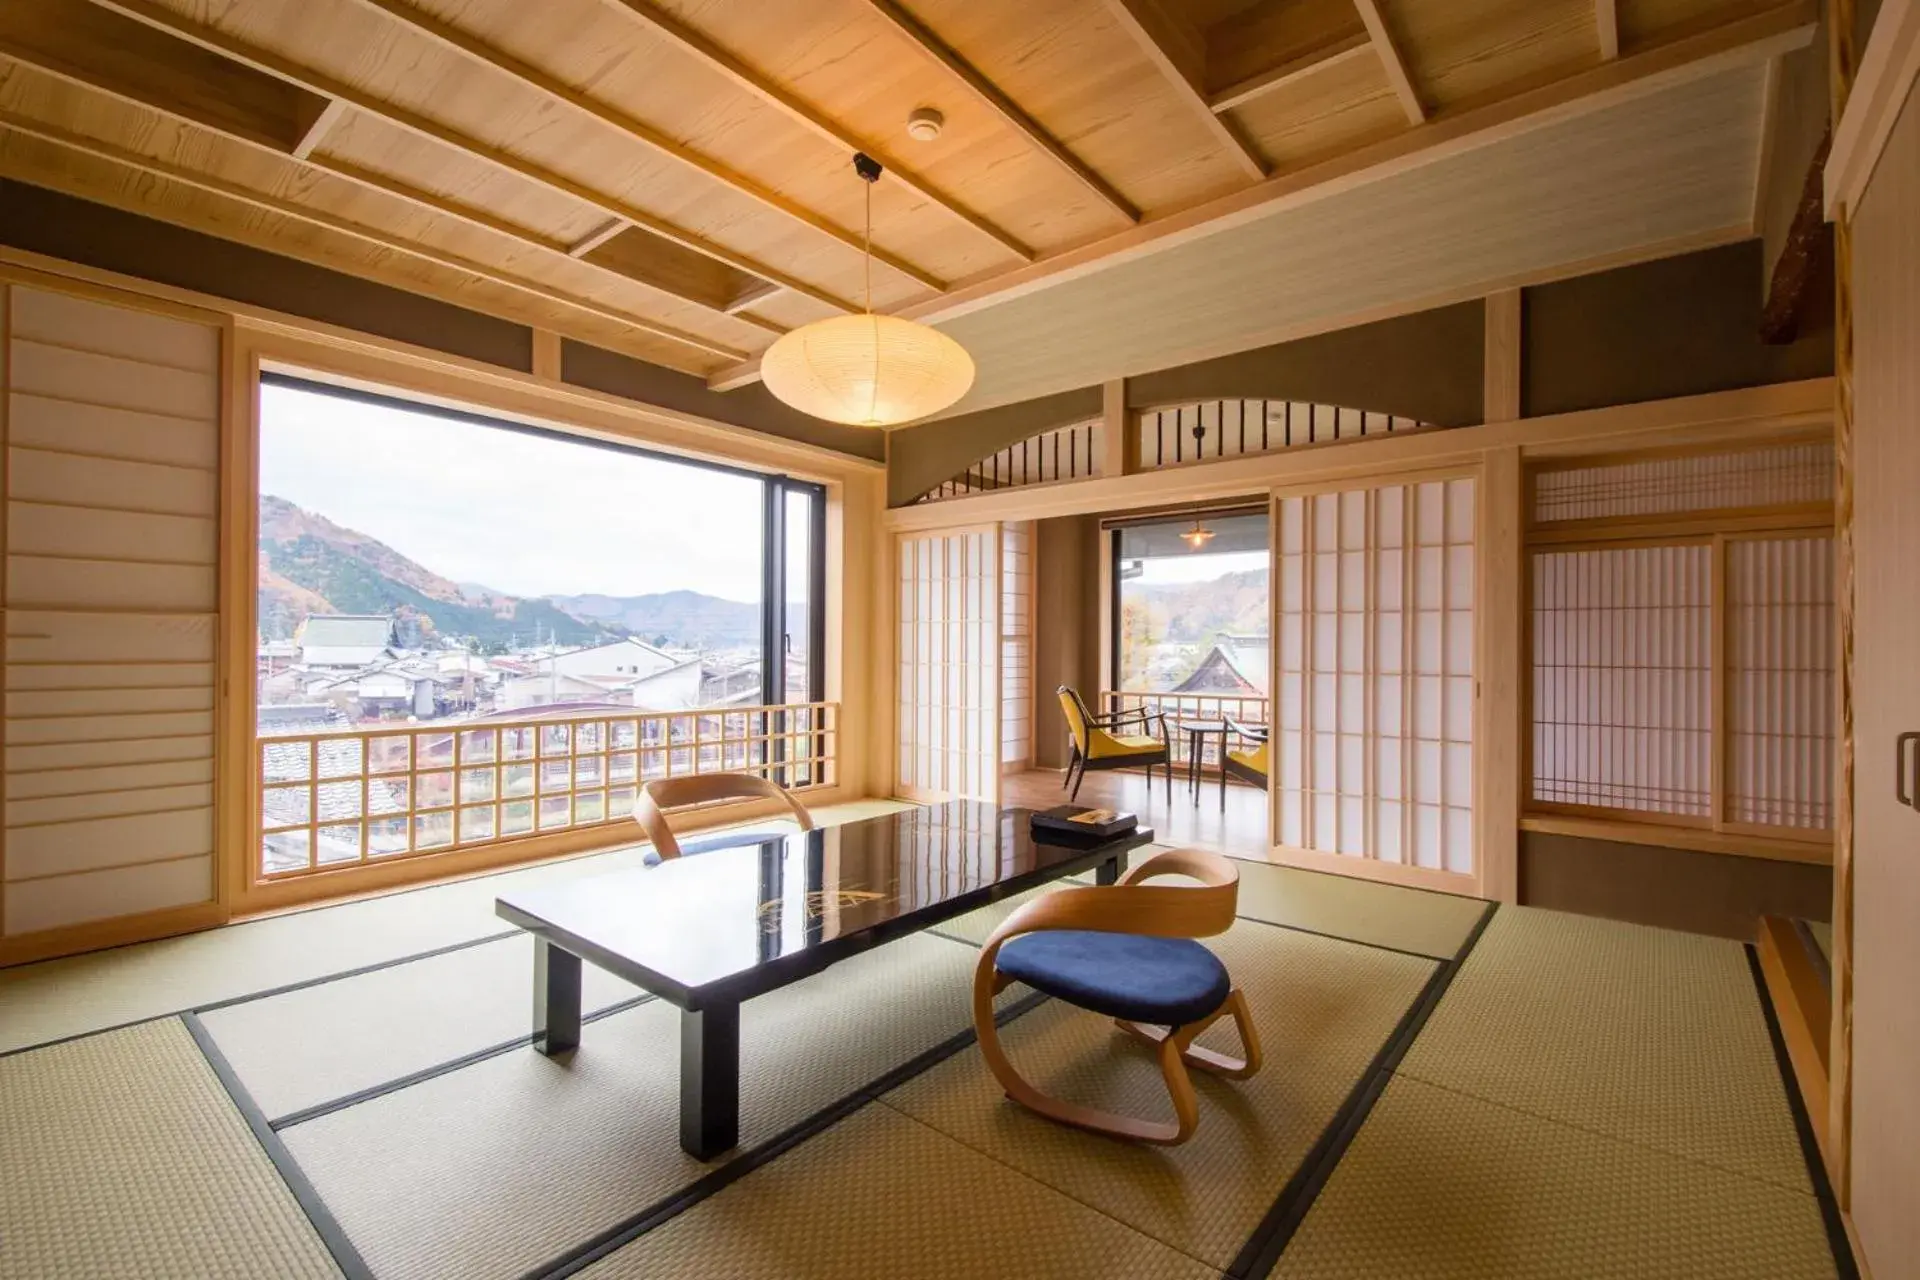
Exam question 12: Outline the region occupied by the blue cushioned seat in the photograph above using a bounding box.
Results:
[996,930,1231,1027]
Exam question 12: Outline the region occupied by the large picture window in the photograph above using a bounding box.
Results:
[252,377,826,884]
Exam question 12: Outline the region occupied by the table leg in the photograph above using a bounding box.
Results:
[532,938,581,1056]
[1096,853,1122,886]
[1219,730,1228,811]
[680,1002,741,1159]
[1187,732,1199,804]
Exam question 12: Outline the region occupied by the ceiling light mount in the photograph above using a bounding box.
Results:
[906,107,944,142]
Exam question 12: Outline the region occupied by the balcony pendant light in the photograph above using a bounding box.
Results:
[761,153,974,428]
[1180,514,1216,550]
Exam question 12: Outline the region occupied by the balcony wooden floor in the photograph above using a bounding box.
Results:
[1000,767,1270,860]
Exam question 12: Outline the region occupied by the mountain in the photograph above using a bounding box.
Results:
[1125,567,1270,642]
[258,496,620,648]
[546,590,762,649]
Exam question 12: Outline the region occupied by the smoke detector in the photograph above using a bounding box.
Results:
[906,107,944,142]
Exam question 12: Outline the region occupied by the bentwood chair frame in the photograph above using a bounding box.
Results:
[973,847,1262,1145]
[1057,686,1174,804]
[633,772,815,860]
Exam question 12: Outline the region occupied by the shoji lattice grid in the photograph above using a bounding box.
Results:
[999,521,1033,767]
[1276,477,1475,875]
[897,529,998,801]
[1728,536,1835,830]
[1533,442,1834,523]
[1530,544,1713,817]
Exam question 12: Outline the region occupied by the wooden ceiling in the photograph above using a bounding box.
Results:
[0,0,1814,399]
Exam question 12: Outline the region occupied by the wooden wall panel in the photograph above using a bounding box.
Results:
[1845,55,1920,1280]
[3,855,214,936]
[2,285,220,942]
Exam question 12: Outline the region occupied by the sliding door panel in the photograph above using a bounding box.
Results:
[895,526,999,803]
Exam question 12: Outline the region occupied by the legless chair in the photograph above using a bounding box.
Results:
[973,848,1261,1145]
[633,773,814,861]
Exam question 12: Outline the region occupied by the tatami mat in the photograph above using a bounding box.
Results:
[939,854,1482,962]
[281,932,1009,1280]
[582,1105,1219,1280]
[1270,1074,1837,1280]
[199,933,647,1122]
[0,799,913,1052]
[0,1019,339,1280]
[884,921,1436,1270]
[1233,862,1486,960]
[1397,906,1811,1192]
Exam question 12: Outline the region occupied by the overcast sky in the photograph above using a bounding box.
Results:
[259,383,767,601]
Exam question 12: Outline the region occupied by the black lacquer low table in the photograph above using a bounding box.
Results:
[495,801,1154,1159]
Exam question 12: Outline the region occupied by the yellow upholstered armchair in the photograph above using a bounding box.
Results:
[1056,686,1172,804]
[1222,718,1269,790]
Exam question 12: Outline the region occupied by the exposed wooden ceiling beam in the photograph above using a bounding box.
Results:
[1597,0,1622,60]
[306,154,779,335]
[1351,0,1426,124]
[340,0,945,294]
[709,0,1817,392]
[567,218,631,260]
[0,111,751,363]
[1207,33,1373,113]
[861,0,1142,222]
[598,0,1040,259]
[289,96,349,161]
[1101,0,1269,181]
[80,0,861,315]
[0,7,790,338]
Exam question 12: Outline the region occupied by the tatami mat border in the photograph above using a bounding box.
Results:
[1228,899,1499,1279]
[0,928,524,1061]
[183,1011,377,1280]
[267,992,658,1130]
[523,990,1054,1280]
[1744,945,1860,1280]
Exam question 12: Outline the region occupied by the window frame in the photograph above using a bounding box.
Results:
[1521,442,1837,848]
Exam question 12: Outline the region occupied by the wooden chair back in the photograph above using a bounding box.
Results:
[982,847,1239,953]
[633,772,814,860]
[1056,685,1095,755]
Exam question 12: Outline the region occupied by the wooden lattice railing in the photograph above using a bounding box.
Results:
[257,701,837,879]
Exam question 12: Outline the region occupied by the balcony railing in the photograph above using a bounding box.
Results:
[1104,690,1269,775]
[257,701,837,879]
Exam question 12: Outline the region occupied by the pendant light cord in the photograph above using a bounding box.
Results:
[863,175,872,315]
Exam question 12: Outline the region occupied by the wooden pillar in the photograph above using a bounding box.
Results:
[1478,446,1522,903]
[531,328,563,381]
[1826,0,1857,1210]
[1482,290,1523,423]
[1101,378,1137,476]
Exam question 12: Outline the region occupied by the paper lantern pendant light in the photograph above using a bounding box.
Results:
[761,154,975,428]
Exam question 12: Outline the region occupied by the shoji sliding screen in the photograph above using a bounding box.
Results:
[1525,441,1835,843]
[2,285,222,947]
[999,520,1033,772]
[1274,474,1477,886]
[895,526,1000,803]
